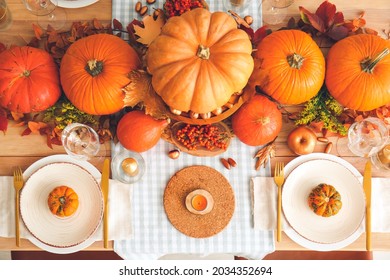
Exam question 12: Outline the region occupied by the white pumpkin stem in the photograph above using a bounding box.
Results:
[361,48,390,73]
[197,45,210,60]
[287,53,305,69]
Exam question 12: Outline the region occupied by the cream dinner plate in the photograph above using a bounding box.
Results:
[282,153,365,251]
[21,155,103,254]
[57,0,99,8]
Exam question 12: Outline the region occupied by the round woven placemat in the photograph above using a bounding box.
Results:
[163,165,235,238]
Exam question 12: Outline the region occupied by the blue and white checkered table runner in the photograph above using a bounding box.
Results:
[112,0,273,260]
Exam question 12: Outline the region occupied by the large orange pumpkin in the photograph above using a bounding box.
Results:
[249,30,325,105]
[0,46,61,113]
[231,94,282,146]
[146,8,254,116]
[60,34,141,115]
[325,34,390,111]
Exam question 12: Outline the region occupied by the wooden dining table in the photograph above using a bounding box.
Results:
[0,0,390,255]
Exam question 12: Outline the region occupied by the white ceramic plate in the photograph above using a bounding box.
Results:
[57,0,99,8]
[21,155,103,254]
[283,153,365,251]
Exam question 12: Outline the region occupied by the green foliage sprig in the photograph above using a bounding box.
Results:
[295,86,347,136]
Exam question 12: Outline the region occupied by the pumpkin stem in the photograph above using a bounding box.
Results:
[59,196,66,205]
[20,70,31,77]
[197,45,210,60]
[287,53,305,69]
[85,59,104,77]
[361,48,390,73]
[255,116,270,125]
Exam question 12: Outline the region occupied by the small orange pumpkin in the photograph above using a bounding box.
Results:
[48,186,79,217]
[231,94,282,146]
[116,110,169,152]
[249,29,325,105]
[308,183,342,217]
[325,34,390,111]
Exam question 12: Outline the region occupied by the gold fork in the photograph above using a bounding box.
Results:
[274,162,285,242]
[13,167,24,247]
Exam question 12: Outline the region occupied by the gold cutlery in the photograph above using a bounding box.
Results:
[101,158,110,249]
[274,162,285,242]
[13,166,24,247]
[363,160,372,251]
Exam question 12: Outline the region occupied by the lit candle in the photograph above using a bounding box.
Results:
[185,189,214,215]
[121,157,139,176]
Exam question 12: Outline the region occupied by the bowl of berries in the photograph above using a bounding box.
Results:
[170,121,232,157]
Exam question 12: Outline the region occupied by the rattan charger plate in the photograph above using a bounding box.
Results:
[163,165,235,238]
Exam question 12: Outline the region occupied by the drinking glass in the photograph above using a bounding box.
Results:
[262,0,294,25]
[347,117,389,158]
[22,0,66,30]
[61,123,101,161]
[0,0,12,30]
[111,143,145,184]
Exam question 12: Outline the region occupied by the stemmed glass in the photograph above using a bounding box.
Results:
[61,123,101,161]
[223,0,253,13]
[262,0,294,25]
[347,117,389,158]
[22,0,67,30]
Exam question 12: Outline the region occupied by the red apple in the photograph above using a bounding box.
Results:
[287,126,317,155]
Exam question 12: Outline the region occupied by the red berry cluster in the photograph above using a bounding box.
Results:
[175,123,229,151]
[163,0,204,18]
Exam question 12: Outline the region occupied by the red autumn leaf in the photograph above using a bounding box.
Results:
[315,0,337,27]
[327,24,349,41]
[21,127,32,136]
[0,108,8,134]
[253,26,269,47]
[300,6,325,33]
[113,18,123,30]
[93,18,104,30]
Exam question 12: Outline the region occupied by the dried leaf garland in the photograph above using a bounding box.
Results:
[254,140,276,170]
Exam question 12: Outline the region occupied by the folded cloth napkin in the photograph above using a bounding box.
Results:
[251,177,390,232]
[0,177,132,243]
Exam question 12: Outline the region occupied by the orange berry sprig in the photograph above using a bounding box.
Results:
[175,124,229,151]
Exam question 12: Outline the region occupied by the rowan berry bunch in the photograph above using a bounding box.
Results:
[175,123,229,151]
[163,0,205,18]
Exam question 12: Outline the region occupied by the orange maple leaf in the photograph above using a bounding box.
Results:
[133,13,166,46]
[27,121,48,134]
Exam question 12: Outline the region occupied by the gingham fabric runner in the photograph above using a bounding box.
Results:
[112,0,272,260]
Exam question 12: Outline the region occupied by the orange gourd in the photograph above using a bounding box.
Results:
[60,34,141,115]
[325,34,390,111]
[249,29,325,105]
[48,186,79,217]
[0,46,61,113]
[146,8,254,115]
[308,183,342,217]
[231,94,282,146]
[116,110,169,152]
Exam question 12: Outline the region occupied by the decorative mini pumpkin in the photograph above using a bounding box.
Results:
[60,34,141,115]
[116,110,169,152]
[231,94,282,146]
[146,8,254,116]
[48,186,79,217]
[249,29,325,105]
[325,34,390,111]
[0,46,61,113]
[308,183,342,217]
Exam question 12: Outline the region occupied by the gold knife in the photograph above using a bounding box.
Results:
[363,160,372,251]
[101,158,110,249]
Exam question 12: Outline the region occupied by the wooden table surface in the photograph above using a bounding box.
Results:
[1,0,390,254]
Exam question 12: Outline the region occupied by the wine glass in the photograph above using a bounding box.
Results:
[262,0,294,25]
[61,123,101,161]
[0,0,13,31]
[22,0,67,30]
[347,117,389,158]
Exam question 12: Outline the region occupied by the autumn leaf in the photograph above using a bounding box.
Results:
[113,18,123,30]
[133,12,166,46]
[0,42,6,53]
[123,70,169,119]
[27,121,48,134]
[32,23,44,40]
[0,108,8,134]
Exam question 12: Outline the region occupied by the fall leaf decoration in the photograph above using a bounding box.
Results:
[133,13,166,46]
[122,70,169,119]
[254,139,276,170]
[0,108,7,134]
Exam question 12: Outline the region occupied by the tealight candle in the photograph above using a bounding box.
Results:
[185,189,214,215]
[121,157,139,176]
